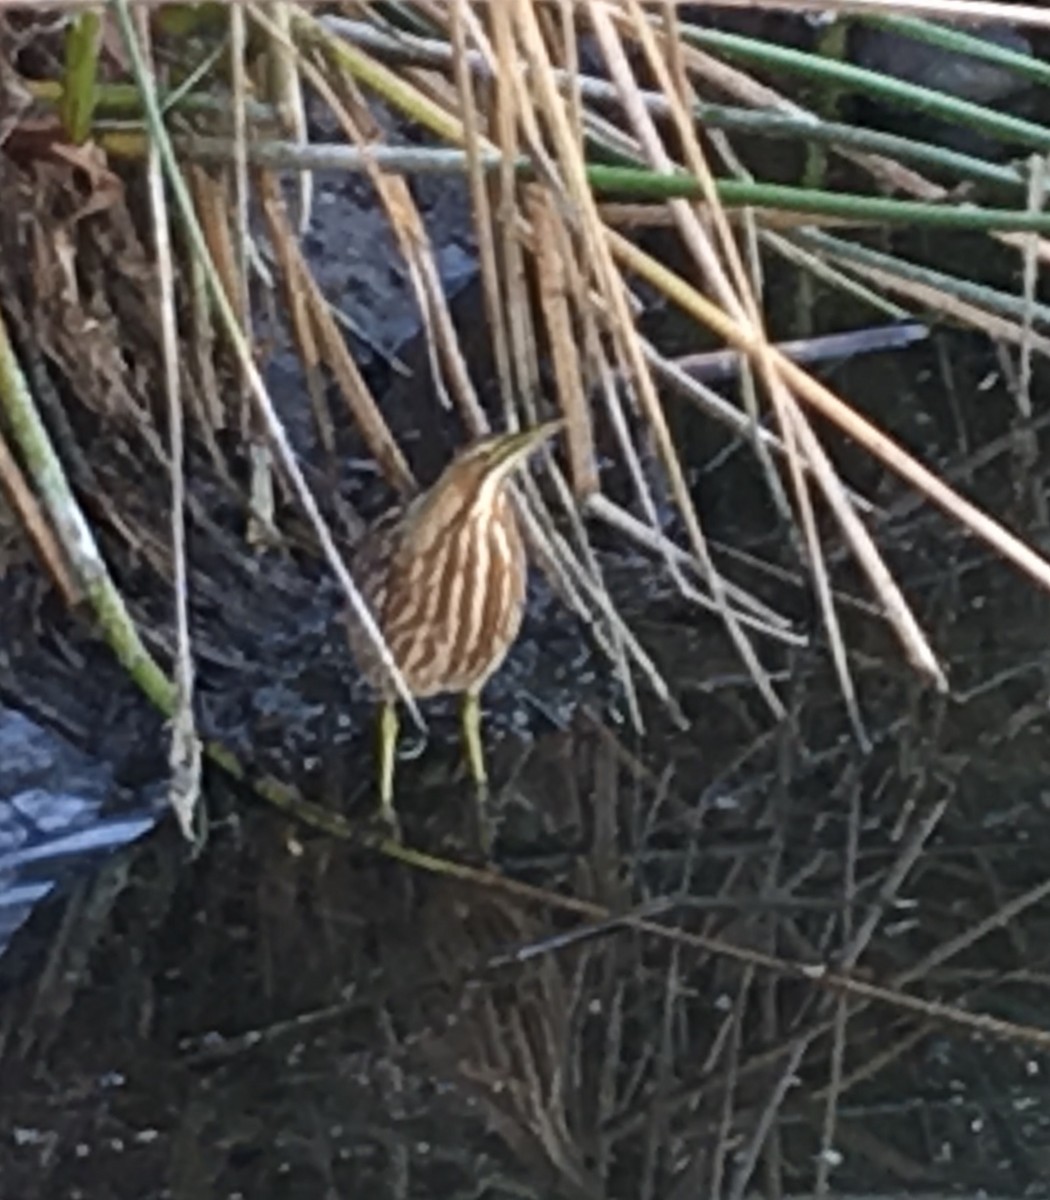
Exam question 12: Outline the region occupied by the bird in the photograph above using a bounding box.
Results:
[345,419,564,841]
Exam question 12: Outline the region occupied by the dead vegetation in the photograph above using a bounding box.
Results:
[3,2,1050,1197]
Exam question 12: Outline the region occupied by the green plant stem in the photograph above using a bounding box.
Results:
[60,10,102,144]
[319,16,1029,193]
[855,13,1050,90]
[0,310,177,715]
[681,25,1050,154]
[26,35,1034,198]
[28,76,277,121]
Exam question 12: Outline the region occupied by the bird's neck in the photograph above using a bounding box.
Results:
[406,472,512,552]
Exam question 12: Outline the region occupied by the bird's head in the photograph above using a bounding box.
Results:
[438,418,564,504]
[401,419,564,549]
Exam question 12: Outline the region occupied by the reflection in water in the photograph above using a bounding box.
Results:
[5,668,1050,1198]
[0,708,164,957]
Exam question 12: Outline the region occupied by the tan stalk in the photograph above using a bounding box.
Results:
[531,191,598,500]
[449,1,514,428]
[663,71,867,723]
[528,0,783,715]
[610,228,1050,614]
[255,167,336,458]
[0,424,78,605]
[489,2,548,431]
[268,6,489,434]
[256,171,415,496]
[227,4,276,544]
[265,1,312,232]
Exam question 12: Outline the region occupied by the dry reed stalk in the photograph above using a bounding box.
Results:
[0,423,78,604]
[257,169,416,495]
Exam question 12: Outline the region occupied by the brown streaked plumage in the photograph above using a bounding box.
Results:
[346,420,563,839]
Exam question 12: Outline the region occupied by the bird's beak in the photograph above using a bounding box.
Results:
[495,417,565,467]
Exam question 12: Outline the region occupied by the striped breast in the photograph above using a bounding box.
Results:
[380,490,528,698]
[344,506,404,692]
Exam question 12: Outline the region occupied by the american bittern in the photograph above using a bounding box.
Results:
[346,419,563,836]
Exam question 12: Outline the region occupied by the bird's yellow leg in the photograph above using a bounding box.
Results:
[461,688,492,854]
[377,700,401,837]
[461,688,488,790]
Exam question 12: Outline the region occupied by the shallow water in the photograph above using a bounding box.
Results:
[5,319,1050,1199]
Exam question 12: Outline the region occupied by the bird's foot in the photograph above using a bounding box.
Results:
[470,781,495,864]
